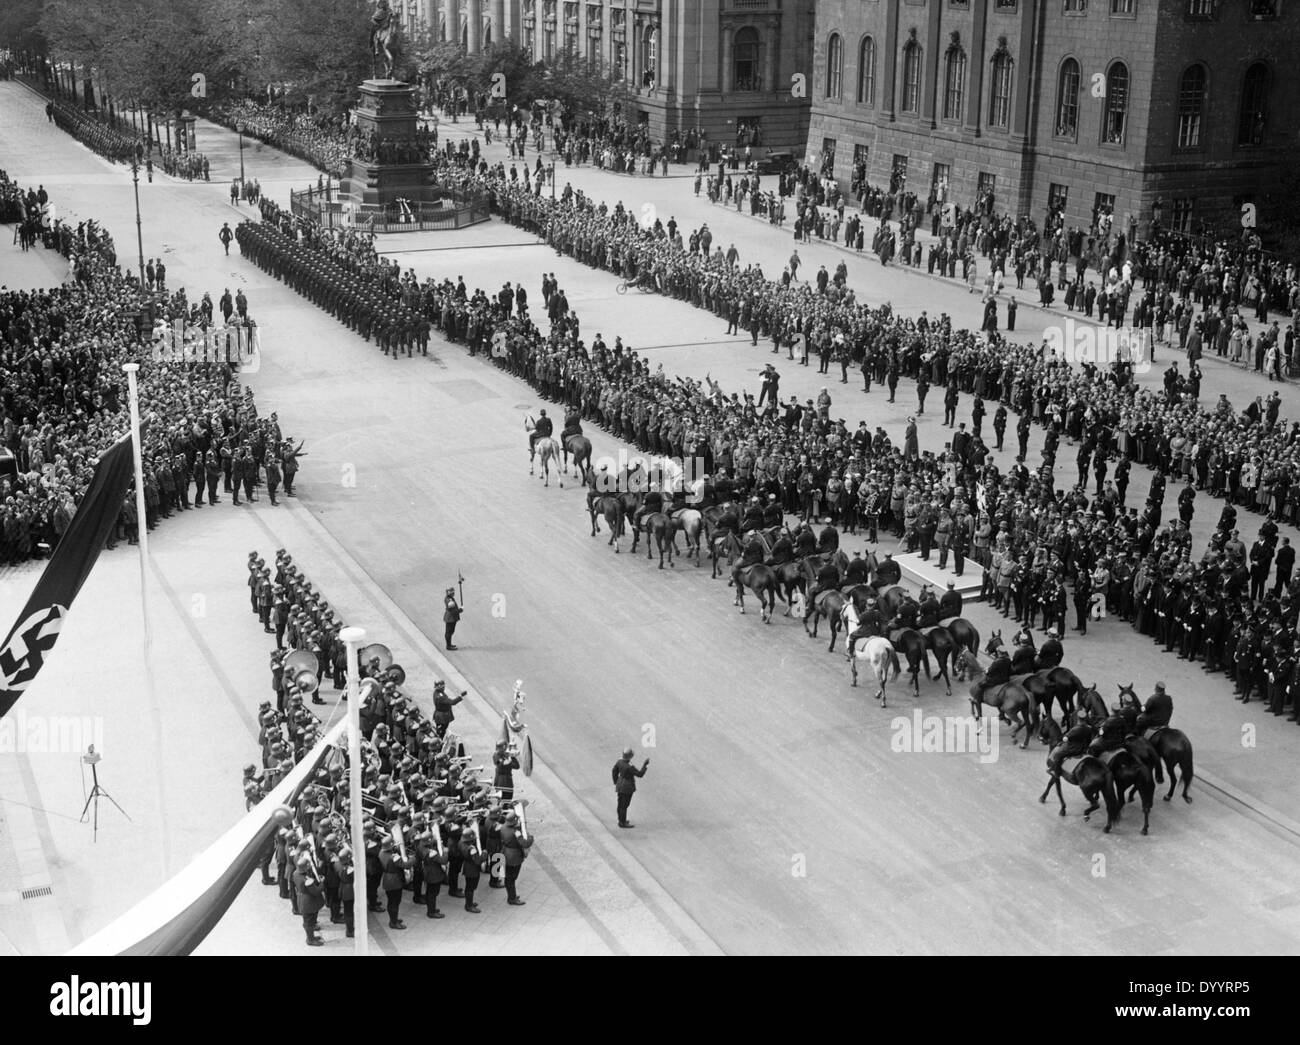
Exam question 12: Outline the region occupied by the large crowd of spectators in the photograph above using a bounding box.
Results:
[0,175,299,564]
[231,141,1300,713]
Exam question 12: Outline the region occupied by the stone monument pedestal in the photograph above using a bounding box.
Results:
[338,79,438,208]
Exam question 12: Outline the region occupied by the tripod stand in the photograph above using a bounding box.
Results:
[80,749,130,842]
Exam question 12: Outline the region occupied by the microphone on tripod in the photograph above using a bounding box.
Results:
[80,744,130,842]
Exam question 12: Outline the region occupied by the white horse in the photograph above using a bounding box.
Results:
[530,436,564,487]
[841,601,900,704]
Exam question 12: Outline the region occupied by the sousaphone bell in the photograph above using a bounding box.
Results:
[359,642,405,686]
[282,649,320,694]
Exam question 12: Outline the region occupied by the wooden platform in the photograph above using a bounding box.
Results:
[894,552,983,597]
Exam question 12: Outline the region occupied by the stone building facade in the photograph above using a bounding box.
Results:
[806,0,1298,238]
[414,0,816,148]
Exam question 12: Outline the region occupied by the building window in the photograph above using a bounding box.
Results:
[1185,0,1215,16]
[1102,61,1129,144]
[1110,0,1134,12]
[932,162,951,200]
[1248,0,1278,18]
[734,27,761,91]
[978,172,996,201]
[564,2,578,53]
[642,26,657,87]
[613,40,627,80]
[1064,0,1087,10]
[1170,198,1194,233]
[857,36,876,106]
[1237,63,1268,145]
[826,33,844,99]
[950,0,970,7]
[821,137,837,175]
[1093,192,1115,223]
[853,143,870,168]
[901,41,922,114]
[943,45,966,121]
[994,0,1017,9]
[1055,58,1080,139]
[988,51,1013,128]
[1049,183,1069,214]
[891,154,908,192]
[1176,64,1206,148]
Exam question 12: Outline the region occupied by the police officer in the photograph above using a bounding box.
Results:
[1136,682,1173,733]
[937,581,962,621]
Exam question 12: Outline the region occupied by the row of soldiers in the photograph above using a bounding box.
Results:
[243,550,534,946]
[235,220,431,358]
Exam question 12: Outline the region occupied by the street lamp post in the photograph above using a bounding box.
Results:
[238,123,246,183]
[129,154,145,286]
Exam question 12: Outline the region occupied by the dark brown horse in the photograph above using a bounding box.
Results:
[1037,718,1122,830]
[947,618,981,668]
[632,511,676,569]
[922,625,956,696]
[890,627,930,696]
[710,531,742,579]
[1116,684,1194,802]
[589,493,625,552]
[804,588,847,652]
[957,649,1036,749]
[731,562,782,622]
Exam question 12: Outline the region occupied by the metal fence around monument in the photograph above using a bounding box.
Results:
[289,187,491,232]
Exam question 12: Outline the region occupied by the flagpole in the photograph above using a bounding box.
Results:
[122,364,149,598]
[340,625,368,958]
[122,362,169,874]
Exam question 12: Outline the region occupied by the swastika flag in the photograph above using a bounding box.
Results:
[0,430,135,718]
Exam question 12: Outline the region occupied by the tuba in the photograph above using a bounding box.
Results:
[359,642,405,686]
[282,650,320,694]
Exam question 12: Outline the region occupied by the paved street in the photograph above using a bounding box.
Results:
[3,79,1300,954]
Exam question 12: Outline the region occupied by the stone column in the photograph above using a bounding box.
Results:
[882,0,899,121]
[721,23,732,93]
[1012,0,1037,140]
[922,3,942,128]
[508,0,521,43]
[468,0,482,51]
[764,18,777,94]
[965,0,988,135]
[447,0,460,44]
[631,15,642,90]
[492,0,505,46]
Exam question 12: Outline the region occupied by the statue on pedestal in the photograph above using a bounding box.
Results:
[370,0,396,80]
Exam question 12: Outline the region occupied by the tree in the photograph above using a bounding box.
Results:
[261,0,371,112]
[526,48,630,129]
[0,0,46,55]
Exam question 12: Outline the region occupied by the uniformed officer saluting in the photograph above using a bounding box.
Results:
[612,746,650,829]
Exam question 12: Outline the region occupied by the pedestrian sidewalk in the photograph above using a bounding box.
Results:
[0,492,717,956]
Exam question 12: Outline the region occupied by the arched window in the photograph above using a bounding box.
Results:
[826,33,844,99]
[1237,62,1269,146]
[1055,58,1079,138]
[734,27,761,92]
[857,36,876,106]
[943,45,966,121]
[1102,61,1129,144]
[901,41,922,113]
[988,51,1013,128]
[1176,64,1206,148]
